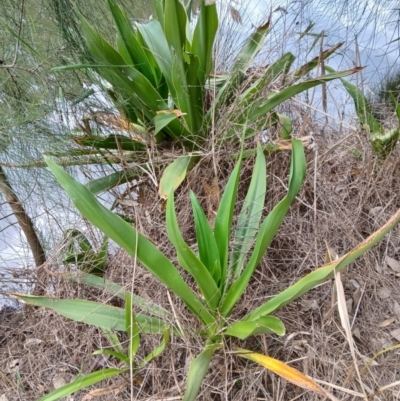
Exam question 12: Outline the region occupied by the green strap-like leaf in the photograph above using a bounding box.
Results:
[64,272,172,319]
[190,191,221,284]
[224,316,285,339]
[108,0,157,86]
[213,151,243,290]
[140,326,170,367]
[10,294,165,333]
[192,0,218,85]
[245,68,363,124]
[221,139,306,317]
[229,144,266,280]
[182,343,221,401]
[36,368,127,401]
[45,158,215,327]
[85,167,139,196]
[325,66,382,133]
[166,193,221,311]
[245,208,400,321]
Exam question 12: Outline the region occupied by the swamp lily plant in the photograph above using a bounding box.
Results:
[12,139,400,400]
[47,0,363,198]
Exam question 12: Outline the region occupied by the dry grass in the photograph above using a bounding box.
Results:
[1,129,400,401]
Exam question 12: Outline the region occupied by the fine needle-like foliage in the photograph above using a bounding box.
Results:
[12,136,400,400]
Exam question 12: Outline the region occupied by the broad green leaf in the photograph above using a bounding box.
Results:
[325,66,382,133]
[166,193,221,310]
[86,167,139,196]
[213,150,243,289]
[192,0,218,85]
[159,156,193,199]
[182,343,221,401]
[36,368,127,401]
[229,144,266,280]
[140,326,170,367]
[108,0,157,86]
[136,20,173,91]
[154,112,180,135]
[45,158,215,328]
[164,0,187,61]
[234,348,328,397]
[221,139,306,317]
[245,208,400,321]
[276,113,292,139]
[64,272,172,319]
[224,316,285,339]
[152,0,164,29]
[190,191,221,284]
[11,294,164,333]
[390,91,400,121]
[79,14,169,115]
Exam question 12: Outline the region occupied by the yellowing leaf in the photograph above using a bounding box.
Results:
[159,156,192,200]
[234,348,338,400]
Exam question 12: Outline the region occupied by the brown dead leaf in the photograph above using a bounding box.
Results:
[82,382,128,400]
[156,109,186,117]
[53,375,66,389]
[377,287,391,299]
[378,317,395,328]
[390,328,400,341]
[5,359,20,374]
[392,300,400,317]
[202,176,220,222]
[229,5,242,24]
[386,255,400,273]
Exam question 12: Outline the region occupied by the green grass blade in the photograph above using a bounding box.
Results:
[36,368,126,401]
[190,191,221,284]
[10,294,165,333]
[93,349,129,365]
[64,272,172,319]
[229,144,266,281]
[245,208,400,321]
[221,139,306,317]
[166,193,221,310]
[140,326,170,367]
[74,134,146,151]
[213,153,242,290]
[44,158,215,327]
[192,1,218,85]
[224,316,285,339]
[182,343,221,401]
[100,327,124,354]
